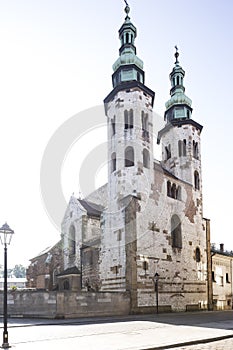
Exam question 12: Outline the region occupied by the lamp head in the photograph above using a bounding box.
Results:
[0,222,14,245]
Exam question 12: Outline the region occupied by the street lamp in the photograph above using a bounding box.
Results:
[153,272,159,314]
[0,223,14,349]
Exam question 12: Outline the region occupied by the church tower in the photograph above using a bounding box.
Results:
[158,48,203,195]
[104,3,155,209]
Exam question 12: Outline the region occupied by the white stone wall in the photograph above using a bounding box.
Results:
[62,196,101,272]
[86,184,108,208]
[99,208,127,291]
[161,124,202,189]
[105,88,154,206]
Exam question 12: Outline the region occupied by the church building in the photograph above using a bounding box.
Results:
[60,3,209,312]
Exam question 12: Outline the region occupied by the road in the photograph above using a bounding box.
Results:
[2,311,233,349]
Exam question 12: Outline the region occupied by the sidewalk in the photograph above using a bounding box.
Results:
[2,312,233,349]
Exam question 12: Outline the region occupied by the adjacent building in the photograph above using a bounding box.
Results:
[211,244,233,310]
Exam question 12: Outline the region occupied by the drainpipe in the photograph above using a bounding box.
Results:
[204,218,213,311]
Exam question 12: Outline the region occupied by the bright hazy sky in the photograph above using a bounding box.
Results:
[0,0,233,267]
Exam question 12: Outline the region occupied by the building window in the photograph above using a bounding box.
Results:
[178,139,186,157]
[212,271,216,282]
[69,225,76,255]
[125,146,134,167]
[63,280,70,290]
[167,181,171,197]
[220,276,224,286]
[141,111,149,140]
[143,149,150,168]
[112,116,116,136]
[171,215,182,249]
[111,152,116,172]
[193,141,199,159]
[176,186,181,200]
[226,273,230,283]
[194,171,200,190]
[142,260,148,272]
[195,247,201,262]
[124,110,133,130]
[165,144,171,160]
[167,182,181,201]
[171,184,176,198]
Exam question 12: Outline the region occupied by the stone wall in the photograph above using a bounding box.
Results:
[26,240,64,291]
[0,290,130,319]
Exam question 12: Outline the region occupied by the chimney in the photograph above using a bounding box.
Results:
[220,243,224,252]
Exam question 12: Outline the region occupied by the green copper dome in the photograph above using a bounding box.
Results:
[165,47,193,122]
[111,3,145,88]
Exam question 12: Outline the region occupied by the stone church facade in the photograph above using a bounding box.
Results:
[60,4,209,312]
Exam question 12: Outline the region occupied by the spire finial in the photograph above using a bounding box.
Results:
[175,45,179,64]
[124,0,130,19]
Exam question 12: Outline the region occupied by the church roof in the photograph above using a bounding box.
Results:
[57,266,81,277]
[153,160,191,186]
[79,199,104,218]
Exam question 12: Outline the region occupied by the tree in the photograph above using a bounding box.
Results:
[12,265,26,278]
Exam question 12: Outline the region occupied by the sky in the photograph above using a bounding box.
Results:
[0,0,233,268]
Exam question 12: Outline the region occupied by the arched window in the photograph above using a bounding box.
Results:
[193,141,199,159]
[194,171,200,190]
[143,149,150,168]
[167,181,171,197]
[142,111,149,140]
[178,140,186,157]
[177,76,180,85]
[165,144,171,160]
[195,247,201,262]
[176,186,181,201]
[171,215,182,249]
[124,110,129,130]
[183,139,187,156]
[125,146,134,167]
[178,140,182,157]
[69,225,76,255]
[111,152,116,172]
[129,109,134,129]
[171,183,176,199]
[126,32,129,44]
[124,110,133,130]
[112,116,116,136]
[142,111,149,131]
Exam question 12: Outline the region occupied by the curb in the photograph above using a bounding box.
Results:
[141,334,233,350]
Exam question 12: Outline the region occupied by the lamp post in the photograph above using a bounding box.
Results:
[153,272,159,314]
[0,223,14,349]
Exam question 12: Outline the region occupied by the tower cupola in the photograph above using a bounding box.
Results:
[165,47,193,123]
[112,2,145,88]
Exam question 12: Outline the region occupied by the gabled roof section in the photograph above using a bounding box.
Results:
[153,160,191,186]
[79,199,104,218]
[57,266,81,277]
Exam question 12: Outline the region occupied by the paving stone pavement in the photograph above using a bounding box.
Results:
[170,337,233,350]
